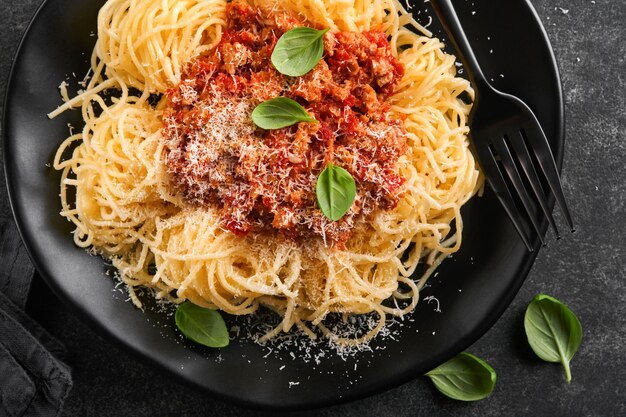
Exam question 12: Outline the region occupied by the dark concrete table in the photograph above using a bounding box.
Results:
[1,1,624,416]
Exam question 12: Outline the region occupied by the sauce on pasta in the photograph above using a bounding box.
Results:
[164,2,407,245]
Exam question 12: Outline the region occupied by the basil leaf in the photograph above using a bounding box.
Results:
[524,294,582,383]
[175,302,229,348]
[425,352,496,401]
[316,163,357,221]
[271,27,329,77]
[252,97,317,129]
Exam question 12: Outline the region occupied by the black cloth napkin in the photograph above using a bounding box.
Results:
[0,220,72,417]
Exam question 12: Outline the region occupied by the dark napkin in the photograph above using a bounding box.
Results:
[0,219,72,416]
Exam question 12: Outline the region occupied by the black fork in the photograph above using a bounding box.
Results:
[430,0,574,250]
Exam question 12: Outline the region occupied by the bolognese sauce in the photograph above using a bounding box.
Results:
[163,2,408,245]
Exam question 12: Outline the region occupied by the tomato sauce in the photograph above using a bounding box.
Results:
[164,2,408,245]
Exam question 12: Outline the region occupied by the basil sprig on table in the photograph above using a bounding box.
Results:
[316,163,357,221]
[175,302,229,348]
[252,97,317,129]
[425,352,496,401]
[271,27,329,76]
[524,294,582,383]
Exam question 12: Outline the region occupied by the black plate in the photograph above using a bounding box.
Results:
[3,0,563,410]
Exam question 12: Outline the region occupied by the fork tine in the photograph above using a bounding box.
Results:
[491,139,546,246]
[505,130,560,239]
[521,119,574,232]
[473,143,534,251]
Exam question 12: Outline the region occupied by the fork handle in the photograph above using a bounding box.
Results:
[429,0,489,89]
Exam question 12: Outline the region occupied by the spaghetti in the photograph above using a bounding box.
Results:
[51,0,480,343]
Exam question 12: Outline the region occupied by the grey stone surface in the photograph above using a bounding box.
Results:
[1,0,625,416]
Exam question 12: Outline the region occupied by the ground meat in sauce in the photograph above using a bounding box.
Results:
[163,2,408,246]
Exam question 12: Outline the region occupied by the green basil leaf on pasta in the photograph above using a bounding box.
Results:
[271,27,329,76]
[316,163,357,221]
[425,352,496,401]
[175,302,229,348]
[524,294,582,383]
[252,97,317,129]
